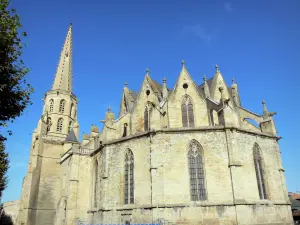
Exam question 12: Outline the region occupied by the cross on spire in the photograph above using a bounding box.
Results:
[181,60,185,67]
[215,64,219,72]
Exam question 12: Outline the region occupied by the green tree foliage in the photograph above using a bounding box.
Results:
[0,205,13,225]
[0,0,34,199]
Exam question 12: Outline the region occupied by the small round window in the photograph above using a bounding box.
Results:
[146,90,150,96]
[183,83,188,89]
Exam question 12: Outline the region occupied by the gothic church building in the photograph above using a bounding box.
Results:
[17,25,293,225]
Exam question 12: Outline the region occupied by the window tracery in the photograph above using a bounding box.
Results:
[124,149,134,204]
[188,140,206,201]
[253,143,268,199]
[182,95,194,127]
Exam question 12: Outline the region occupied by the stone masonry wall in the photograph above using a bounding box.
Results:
[86,129,293,225]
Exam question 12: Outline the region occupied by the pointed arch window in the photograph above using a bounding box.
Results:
[182,95,194,127]
[59,100,66,114]
[122,123,128,137]
[253,143,268,199]
[47,117,52,133]
[68,121,72,132]
[144,105,152,131]
[100,149,106,175]
[49,99,54,112]
[124,149,134,204]
[70,103,74,117]
[93,160,98,208]
[188,140,206,201]
[57,118,63,132]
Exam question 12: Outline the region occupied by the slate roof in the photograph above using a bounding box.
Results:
[64,129,78,143]
[289,196,300,210]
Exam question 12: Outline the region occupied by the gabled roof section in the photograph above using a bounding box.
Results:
[118,83,139,117]
[171,60,206,101]
[64,129,78,143]
[146,75,164,101]
[52,24,73,92]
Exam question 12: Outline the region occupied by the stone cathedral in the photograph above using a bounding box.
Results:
[17,24,293,225]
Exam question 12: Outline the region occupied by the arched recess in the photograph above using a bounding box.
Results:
[188,140,207,201]
[210,110,219,126]
[253,143,268,199]
[93,160,98,208]
[144,105,152,131]
[70,103,74,117]
[124,149,134,204]
[181,95,195,127]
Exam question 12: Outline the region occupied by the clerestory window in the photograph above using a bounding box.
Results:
[182,95,195,127]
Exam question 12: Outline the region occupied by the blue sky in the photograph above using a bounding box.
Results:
[2,0,300,202]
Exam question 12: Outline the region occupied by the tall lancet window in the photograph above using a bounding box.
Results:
[57,118,63,132]
[47,117,52,133]
[188,140,206,201]
[124,149,134,204]
[253,143,268,199]
[49,99,54,112]
[70,103,74,117]
[144,105,152,131]
[68,121,72,132]
[182,95,195,127]
[59,100,66,114]
[93,160,98,208]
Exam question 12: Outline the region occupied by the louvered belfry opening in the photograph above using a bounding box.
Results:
[188,140,206,201]
[124,149,134,204]
[57,118,63,132]
[182,95,195,127]
[253,143,268,199]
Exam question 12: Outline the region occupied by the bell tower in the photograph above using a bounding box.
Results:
[42,23,78,137]
[17,24,79,225]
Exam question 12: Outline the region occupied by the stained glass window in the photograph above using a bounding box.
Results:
[124,149,134,204]
[188,140,206,201]
[182,95,195,127]
[253,143,268,199]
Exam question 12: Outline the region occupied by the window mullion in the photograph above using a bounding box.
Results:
[256,160,263,199]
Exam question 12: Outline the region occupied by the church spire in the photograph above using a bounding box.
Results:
[52,24,73,92]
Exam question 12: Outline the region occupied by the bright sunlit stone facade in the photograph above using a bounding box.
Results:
[17,25,293,225]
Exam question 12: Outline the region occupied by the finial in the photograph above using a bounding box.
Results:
[163,77,167,84]
[124,82,128,87]
[146,68,150,74]
[181,60,185,67]
[232,78,235,84]
[70,22,72,27]
[262,100,266,106]
[203,75,207,82]
[108,106,111,112]
[215,64,219,72]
